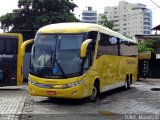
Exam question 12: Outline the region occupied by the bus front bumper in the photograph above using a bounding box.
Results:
[28,80,88,99]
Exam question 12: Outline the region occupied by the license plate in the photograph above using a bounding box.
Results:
[47,91,56,95]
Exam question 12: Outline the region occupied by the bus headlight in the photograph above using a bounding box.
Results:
[62,80,84,89]
[29,79,53,89]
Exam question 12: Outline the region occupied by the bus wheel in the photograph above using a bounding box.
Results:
[124,76,130,90]
[89,82,99,102]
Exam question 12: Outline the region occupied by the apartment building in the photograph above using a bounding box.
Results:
[104,1,152,37]
[82,7,97,23]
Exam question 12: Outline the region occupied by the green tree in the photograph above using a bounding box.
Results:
[138,38,156,53]
[98,14,114,30]
[0,0,78,40]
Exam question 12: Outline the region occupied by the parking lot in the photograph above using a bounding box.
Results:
[0,78,160,120]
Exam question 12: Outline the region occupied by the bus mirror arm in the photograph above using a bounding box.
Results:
[80,39,92,57]
[21,39,34,56]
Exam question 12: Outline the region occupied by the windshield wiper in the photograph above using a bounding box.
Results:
[51,38,66,78]
[53,59,66,78]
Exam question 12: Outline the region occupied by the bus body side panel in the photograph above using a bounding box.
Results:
[92,55,124,93]
[17,54,23,86]
[126,56,138,83]
[92,55,138,93]
[17,34,23,86]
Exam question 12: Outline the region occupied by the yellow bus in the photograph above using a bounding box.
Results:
[22,23,138,100]
[0,33,23,86]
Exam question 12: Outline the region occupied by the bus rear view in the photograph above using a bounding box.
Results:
[0,33,23,86]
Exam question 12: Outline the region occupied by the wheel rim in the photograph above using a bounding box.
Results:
[125,81,128,88]
[125,79,130,89]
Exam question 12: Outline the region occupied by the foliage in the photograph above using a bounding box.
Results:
[0,0,78,40]
[98,14,114,30]
[138,38,156,53]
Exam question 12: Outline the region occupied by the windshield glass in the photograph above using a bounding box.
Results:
[30,34,85,78]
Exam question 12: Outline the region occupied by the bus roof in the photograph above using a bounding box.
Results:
[0,33,22,37]
[37,23,137,44]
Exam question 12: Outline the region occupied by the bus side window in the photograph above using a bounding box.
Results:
[108,36,118,55]
[120,39,138,57]
[98,33,109,57]
[98,33,119,57]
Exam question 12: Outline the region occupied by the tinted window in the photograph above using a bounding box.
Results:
[0,40,4,53]
[119,39,138,56]
[59,35,83,50]
[98,33,109,56]
[0,37,18,54]
[5,39,18,54]
[98,33,118,56]
[108,36,118,55]
[119,39,128,56]
[87,31,98,41]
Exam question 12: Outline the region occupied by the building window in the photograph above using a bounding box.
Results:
[82,13,97,16]
[143,22,151,26]
[82,17,97,21]
[143,31,150,34]
[144,12,152,17]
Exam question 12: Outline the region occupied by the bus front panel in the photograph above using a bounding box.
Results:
[28,74,89,99]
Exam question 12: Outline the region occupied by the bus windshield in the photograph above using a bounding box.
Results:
[30,34,85,78]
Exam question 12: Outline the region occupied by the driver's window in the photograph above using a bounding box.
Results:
[83,54,89,70]
[84,31,97,69]
[87,31,98,41]
[34,54,51,67]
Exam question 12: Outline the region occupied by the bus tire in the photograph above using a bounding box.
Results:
[89,81,99,102]
[130,74,132,85]
[124,75,130,90]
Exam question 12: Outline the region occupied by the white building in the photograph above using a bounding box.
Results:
[104,1,152,37]
[82,7,97,23]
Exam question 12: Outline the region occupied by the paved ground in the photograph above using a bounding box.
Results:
[0,85,27,120]
[0,79,160,120]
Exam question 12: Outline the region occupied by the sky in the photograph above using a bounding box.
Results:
[0,0,160,32]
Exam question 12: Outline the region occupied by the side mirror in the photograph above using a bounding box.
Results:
[80,39,92,57]
[21,39,34,56]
